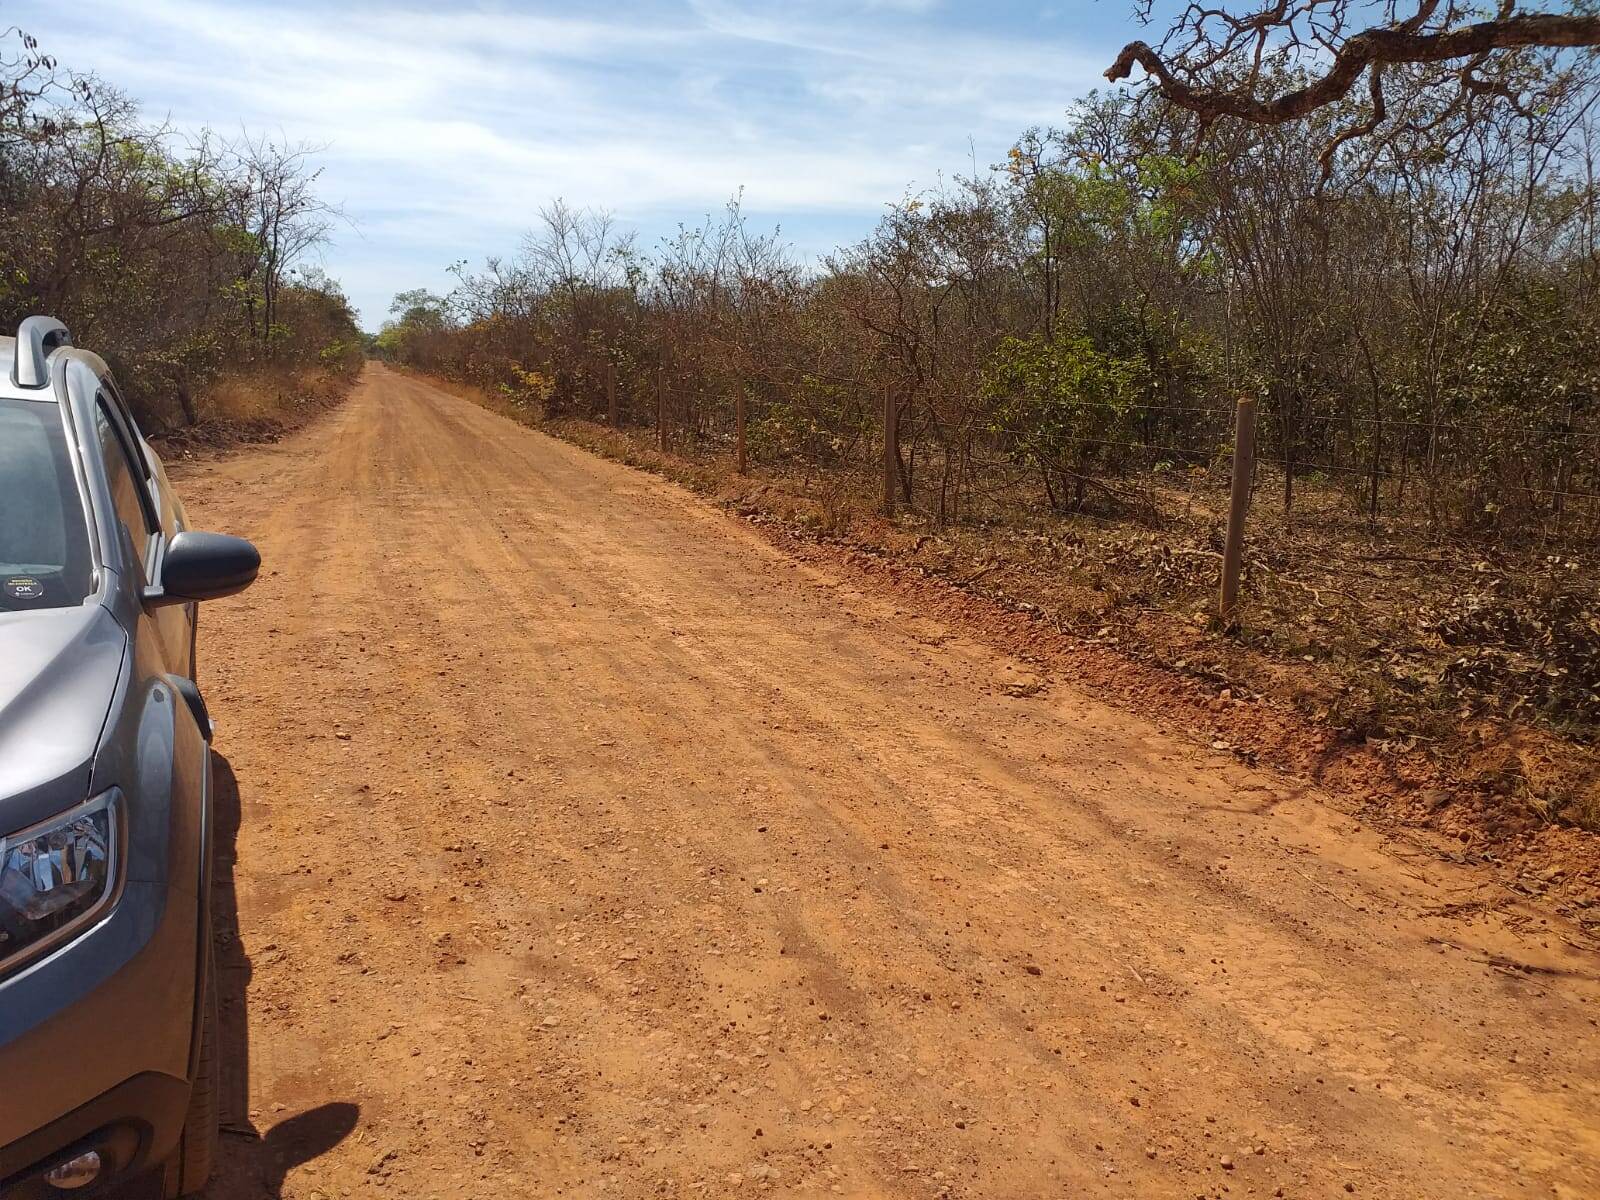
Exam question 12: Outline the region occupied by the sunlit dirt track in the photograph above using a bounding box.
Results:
[161,363,1597,1199]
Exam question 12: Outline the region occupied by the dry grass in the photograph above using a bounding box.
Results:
[202,365,351,422]
[151,365,360,458]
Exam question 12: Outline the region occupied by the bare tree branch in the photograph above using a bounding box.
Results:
[1108,7,1600,126]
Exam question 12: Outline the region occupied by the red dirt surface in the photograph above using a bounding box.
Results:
[159,365,1598,1199]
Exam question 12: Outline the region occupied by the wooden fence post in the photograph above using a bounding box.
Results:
[606,361,618,427]
[1219,396,1257,624]
[735,391,748,475]
[656,369,666,451]
[883,392,898,518]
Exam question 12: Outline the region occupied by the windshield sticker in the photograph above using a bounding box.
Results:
[4,576,44,601]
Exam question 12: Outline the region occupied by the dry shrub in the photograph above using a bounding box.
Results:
[201,367,339,422]
[152,365,357,457]
[1567,789,1600,832]
[815,479,862,538]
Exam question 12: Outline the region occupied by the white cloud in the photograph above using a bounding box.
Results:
[16,0,1116,325]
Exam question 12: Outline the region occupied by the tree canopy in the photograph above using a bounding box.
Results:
[0,24,360,426]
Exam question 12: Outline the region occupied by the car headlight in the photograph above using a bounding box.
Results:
[0,792,120,971]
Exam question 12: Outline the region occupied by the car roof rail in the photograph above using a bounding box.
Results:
[13,315,72,389]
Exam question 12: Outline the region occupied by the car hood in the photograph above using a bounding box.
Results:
[0,603,126,828]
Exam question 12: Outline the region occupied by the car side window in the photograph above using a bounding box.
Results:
[100,377,150,479]
[96,398,157,570]
[101,377,182,536]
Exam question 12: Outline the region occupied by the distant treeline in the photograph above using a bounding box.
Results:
[379,70,1600,542]
[0,28,362,428]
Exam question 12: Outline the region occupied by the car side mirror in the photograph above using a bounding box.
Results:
[147,531,260,607]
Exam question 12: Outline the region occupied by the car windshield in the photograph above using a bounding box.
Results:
[0,397,94,611]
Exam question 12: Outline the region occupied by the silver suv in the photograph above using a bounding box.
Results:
[0,317,259,1197]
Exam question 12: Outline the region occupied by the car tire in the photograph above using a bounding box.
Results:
[161,934,219,1199]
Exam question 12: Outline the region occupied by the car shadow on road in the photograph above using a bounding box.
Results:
[210,752,255,1142]
[208,1102,360,1199]
[206,753,359,1198]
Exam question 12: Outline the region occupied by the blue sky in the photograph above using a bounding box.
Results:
[18,1,1139,328]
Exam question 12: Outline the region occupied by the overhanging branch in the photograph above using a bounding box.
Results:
[1106,13,1600,125]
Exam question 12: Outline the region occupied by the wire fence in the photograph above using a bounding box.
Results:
[575,366,1600,521]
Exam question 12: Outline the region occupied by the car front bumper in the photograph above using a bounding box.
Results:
[0,881,200,1195]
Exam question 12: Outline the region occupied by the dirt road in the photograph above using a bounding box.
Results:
[169,364,1598,1199]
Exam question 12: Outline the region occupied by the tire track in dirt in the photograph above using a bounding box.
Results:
[162,364,1599,1200]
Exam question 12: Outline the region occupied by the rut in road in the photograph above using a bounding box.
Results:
[176,364,1599,1200]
